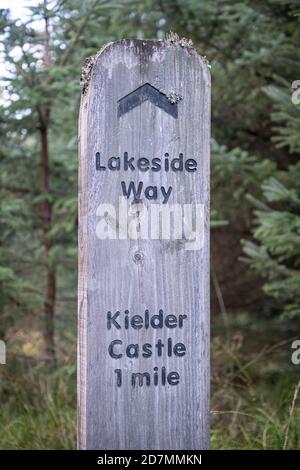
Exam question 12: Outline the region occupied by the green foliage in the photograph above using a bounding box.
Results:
[243,165,300,318]
[242,70,300,318]
[211,140,276,223]
[0,0,128,345]
[263,81,300,153]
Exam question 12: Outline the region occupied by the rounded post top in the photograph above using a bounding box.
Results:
[81,38,210,96]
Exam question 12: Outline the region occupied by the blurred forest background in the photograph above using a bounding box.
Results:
[0,0,299,449]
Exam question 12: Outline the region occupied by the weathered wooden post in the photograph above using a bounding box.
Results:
[78,39,210,450]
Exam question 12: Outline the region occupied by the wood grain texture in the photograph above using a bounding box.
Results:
[78,39,210,450]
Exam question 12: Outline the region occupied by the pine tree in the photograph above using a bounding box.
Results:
[0,0,125,363]
[243,81,300,318]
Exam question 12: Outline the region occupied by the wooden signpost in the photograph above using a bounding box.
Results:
[78,39,210,450]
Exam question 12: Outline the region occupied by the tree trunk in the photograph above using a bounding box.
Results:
[40,124,56,366]
[36,0,56,366]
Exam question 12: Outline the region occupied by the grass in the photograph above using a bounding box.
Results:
[211,313,300,449]
[0,313,299,449]
[0,362,76,449]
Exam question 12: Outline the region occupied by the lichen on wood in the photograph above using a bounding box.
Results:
[165,32,211,68]
[80,54,96,95]
[166,90,183,104]
[165,31,194,48]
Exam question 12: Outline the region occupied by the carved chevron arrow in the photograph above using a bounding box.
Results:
[117,83,178,118]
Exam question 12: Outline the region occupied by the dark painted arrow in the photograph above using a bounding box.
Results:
[117,83,178,118]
